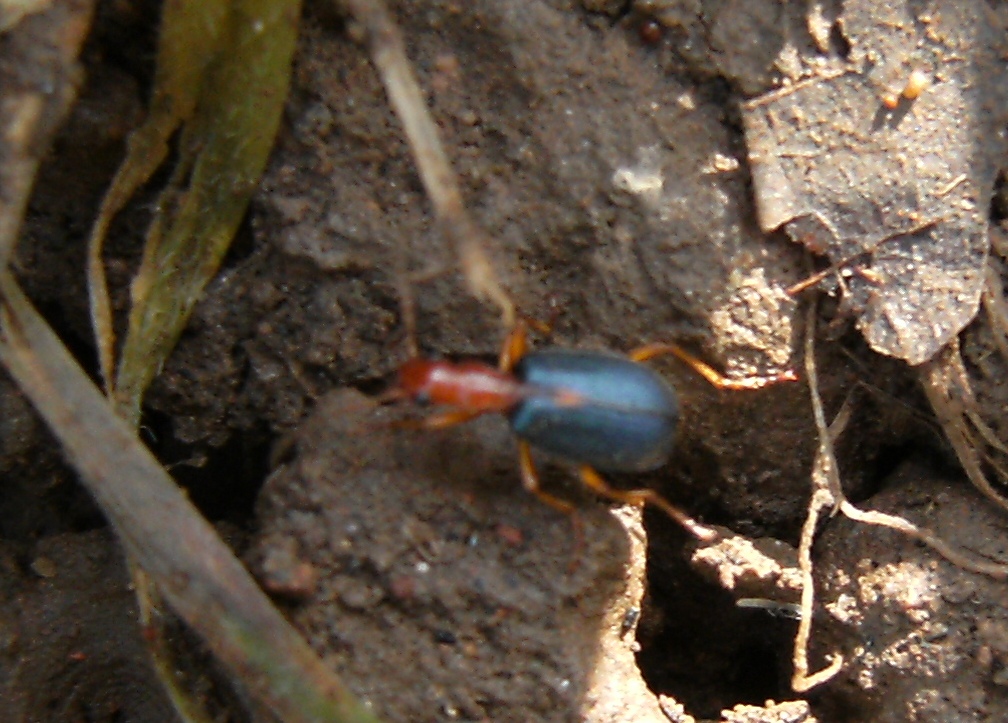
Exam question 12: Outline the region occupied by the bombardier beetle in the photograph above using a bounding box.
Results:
[392,320,796,540]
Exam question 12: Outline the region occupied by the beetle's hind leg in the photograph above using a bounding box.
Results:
[629,343,797,391]
[577,466,718,541]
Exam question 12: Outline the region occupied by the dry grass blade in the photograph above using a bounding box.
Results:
[0,272,382,723]
[921,340,1008,515]
[340,0,515,329]
[0,95,45,269]
[0,1,94,267]
[87,0,229,392]
[88,0,302,427]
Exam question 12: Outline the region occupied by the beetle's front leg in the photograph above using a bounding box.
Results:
[396,408,486,430]
[498,318,529,373]
[498,313,557,373]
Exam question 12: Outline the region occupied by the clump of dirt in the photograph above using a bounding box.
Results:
[250,389,669,722]
[813,460,1008,722]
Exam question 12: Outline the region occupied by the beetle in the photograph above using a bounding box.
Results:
[392,320,796,540]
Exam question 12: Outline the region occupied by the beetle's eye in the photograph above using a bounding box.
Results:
[414,390,431,406]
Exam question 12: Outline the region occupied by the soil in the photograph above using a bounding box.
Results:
[1,0,1007,721]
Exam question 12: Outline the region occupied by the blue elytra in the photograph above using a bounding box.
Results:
[508,349,679,473]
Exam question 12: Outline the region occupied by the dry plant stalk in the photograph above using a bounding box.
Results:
[920,338,1008,516]
[791,303,844,692]
[340,0,515,330]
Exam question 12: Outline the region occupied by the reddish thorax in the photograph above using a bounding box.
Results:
[397,358,526,413]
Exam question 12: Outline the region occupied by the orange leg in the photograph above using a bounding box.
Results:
[498,314,556,372]
[499,318,529,372]
[518,441,575,514]
[518,441,584,564]
[630,343,797,391]
[577,466,719,542]
[396,408,487,430]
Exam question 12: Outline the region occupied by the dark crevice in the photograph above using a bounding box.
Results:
[143,408,274,523]
[992,170,1007,224]
[636,534,791,716]
[829,20,852,59]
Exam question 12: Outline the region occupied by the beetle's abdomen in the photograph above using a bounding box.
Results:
[509,349,679,473]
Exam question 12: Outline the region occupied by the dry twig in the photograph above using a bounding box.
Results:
[340,0,515,330]
[791,302,844,692]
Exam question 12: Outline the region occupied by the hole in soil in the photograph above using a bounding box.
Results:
[829,20,851,59]
[636,527,793,717]
[992,170,1007,223]
[852,442,925,502]
[143,409,273,522]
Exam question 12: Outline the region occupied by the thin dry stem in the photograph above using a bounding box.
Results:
[791,303,843,692]
[792,489,844,692]
[341,0,515,329]
[837,502,1008,579]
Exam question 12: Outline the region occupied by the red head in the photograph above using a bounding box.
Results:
[397,358,440,402]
